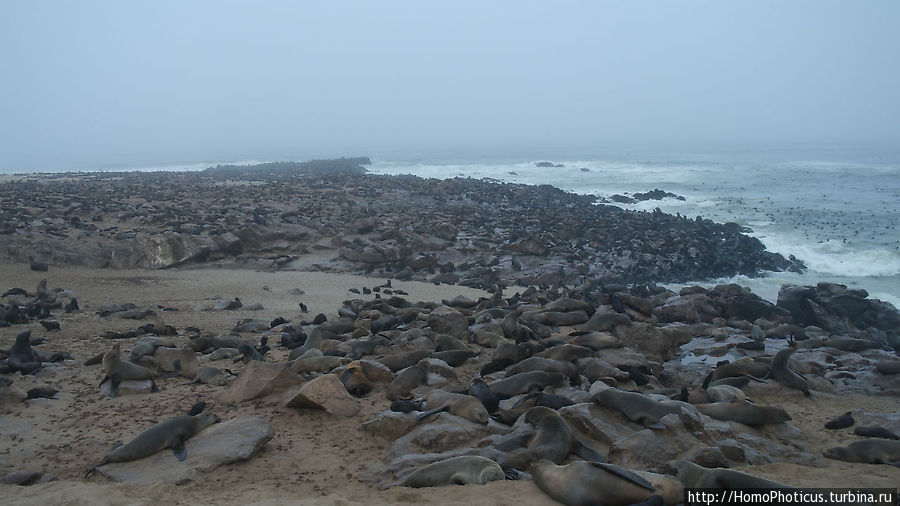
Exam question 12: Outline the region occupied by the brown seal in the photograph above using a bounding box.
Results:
[496,406,573,471]
[769,345,810,397]
[416,390,489,424]
[532,459,683,505]
[100,343,159,397]
[385,364,428,401]
[695,400,791,426]
[824,439,900,465]
[669,460,795,488]
[85,410,220,476]
[397,456,504,488]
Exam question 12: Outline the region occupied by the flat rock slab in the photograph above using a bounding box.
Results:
[96,416,273,485]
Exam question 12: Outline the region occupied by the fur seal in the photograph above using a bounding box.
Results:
[39,320,60,331]
[431,349,477,367]
[854,426,899,440]
[592,385,694,428]
[532,459,683,506]
[385,364,428,401]
[207,348,242,361]
[85,410,220,476]
[186,367,228,386]
[7,331,43,374]
[339,360,394,397]
[488,371,567,399]
[712,358,769,381]
[289,355,348,374]
[64,297,79,313]
[468,378,499,413]
[708,376,750,389]
[416,390,489,424]
[390,398,425,413]
[534,344,593,362]
[377,349,431,372]
[496,406,573,470]
[26,387,58,400]
[824,412,855,429]
[706,385,747,403]
[398,456,504,488]
[823,439,900,465]
[565,331,621,350]
[100,343,159,397]
[505,357,578,382]
[669,460,795,488]
[695,400,791,426]
[28,256,48,272]
[769,346,810,397]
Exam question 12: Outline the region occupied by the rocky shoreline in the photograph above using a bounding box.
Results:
[1,162,897,504]
[1,162,804,292]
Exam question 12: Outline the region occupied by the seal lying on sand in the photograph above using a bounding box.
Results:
[531,459,683,506]
[824,439,900,466]
[85,410,220,476]
[695,400,791,426]
[397,456,504,488]
[669,460,795,488]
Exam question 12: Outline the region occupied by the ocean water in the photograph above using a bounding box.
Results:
[367,151,900,307]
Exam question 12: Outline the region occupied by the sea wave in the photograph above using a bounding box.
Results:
[760,237,900,277]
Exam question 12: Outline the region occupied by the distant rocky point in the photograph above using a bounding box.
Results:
[608,188,686,204]
[203,157,371,178]
[535,161,564,168]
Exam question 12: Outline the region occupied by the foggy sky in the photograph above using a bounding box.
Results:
[1,1,898,171]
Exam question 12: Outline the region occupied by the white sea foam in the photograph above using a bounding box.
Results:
[758,236,900,278]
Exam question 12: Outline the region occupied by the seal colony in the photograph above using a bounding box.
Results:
[1,165,898,505]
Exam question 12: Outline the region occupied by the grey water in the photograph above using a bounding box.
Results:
[367,147,900,307]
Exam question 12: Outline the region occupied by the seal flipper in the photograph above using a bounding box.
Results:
[150,380,159,393]
[589,462,655,491]
[172,439,187,461]
[187,401,206,416]
[572,441,606,463]
[743,373,767,383]
[415,405,450,422]
[701,371,714,390]
[108,375,122,398]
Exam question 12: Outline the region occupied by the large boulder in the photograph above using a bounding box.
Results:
[282,374,360,417]
[386,412,506,461]
[777,283,900,349]
[614,322,694,362]
[218,361,298,404]
[424,305,469,339]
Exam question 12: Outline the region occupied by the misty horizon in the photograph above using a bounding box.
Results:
[2,1,899,172]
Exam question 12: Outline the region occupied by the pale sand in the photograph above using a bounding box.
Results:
[1,262,898,504]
